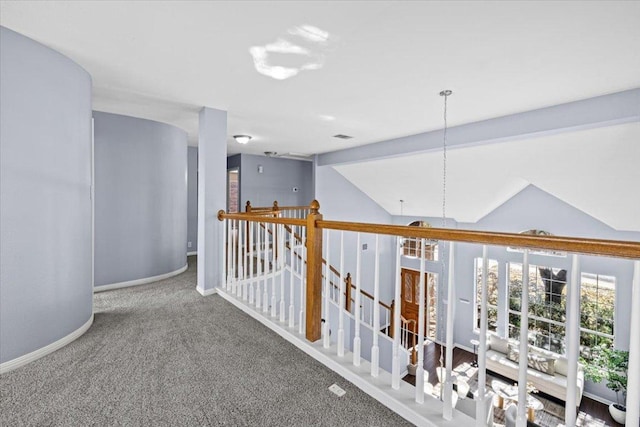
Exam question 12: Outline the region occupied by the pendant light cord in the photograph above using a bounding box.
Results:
[438,89,452,390]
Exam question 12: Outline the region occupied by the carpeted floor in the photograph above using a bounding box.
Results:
[0,257,411,426]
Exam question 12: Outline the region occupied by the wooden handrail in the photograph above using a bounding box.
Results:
[316,220,640,259]
[246,200,309,212]
[218,211,306,227]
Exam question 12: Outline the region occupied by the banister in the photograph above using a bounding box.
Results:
[315,220,640,259]
[218,211,306,226]
[245,200,310,212]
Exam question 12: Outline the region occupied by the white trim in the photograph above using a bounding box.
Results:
[583,391,614,406]
[196,286,217,296]
[1,314,94,375]
[187,251,197,256]
[216,288,469,427]
[94,263,188,293]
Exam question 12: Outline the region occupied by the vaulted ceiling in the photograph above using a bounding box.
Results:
[333,122,640,232]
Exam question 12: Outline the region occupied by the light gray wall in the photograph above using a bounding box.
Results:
[239,154,313,208]
[187,147,198,253]
[94,111,187,287]
[196,107,227,292]
[315,165,395,303]
[0,27,93,364]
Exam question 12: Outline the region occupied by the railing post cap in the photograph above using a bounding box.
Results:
[273,201,279,208]
[217,210,225,221]
[310,200,320,213]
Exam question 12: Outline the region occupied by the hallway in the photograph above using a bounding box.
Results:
[0,257,409,426]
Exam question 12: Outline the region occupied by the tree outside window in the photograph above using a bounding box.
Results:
[474,258,498,332]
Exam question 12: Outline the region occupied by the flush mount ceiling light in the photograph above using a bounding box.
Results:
[233,135,252,144]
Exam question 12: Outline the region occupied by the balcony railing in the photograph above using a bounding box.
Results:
[217,200,640,427]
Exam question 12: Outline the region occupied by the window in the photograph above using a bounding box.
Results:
[474,258,498,332]
[227,168,239,213]
[403,221,438,261]
[508,262,567,354]
[580,273,615,359]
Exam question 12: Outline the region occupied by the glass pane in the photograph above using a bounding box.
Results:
[404,275,412,303]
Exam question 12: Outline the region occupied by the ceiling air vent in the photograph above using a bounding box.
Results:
[333,134,353,140]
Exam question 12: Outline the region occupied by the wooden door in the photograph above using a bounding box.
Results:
[401,268,437,342]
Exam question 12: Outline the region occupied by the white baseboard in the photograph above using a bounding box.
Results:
[583,391,614,406]
[216,289,467,427]
[0,314,94,375]
[196,286,217,296]
[187,251,197,256]
[94,263,188,293]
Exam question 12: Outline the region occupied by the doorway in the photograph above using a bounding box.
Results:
[400,268,438,361]
[227,168,239,213]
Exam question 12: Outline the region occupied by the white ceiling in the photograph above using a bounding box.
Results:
[1,1,639,156]
[334,122,640,231]
[2,1,639,231]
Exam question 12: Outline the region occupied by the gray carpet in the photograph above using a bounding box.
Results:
[0,257,411,427]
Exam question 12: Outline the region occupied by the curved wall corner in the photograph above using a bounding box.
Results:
[0,27,93,366]
[93,111,187,289]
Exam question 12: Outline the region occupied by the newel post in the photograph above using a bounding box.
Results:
[305,200,323,342]
[345,273,352,312]
[245,201,252,212]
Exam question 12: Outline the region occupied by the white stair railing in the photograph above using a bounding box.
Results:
[217,204,640,427]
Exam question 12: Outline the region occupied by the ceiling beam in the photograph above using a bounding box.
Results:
[317,88,640,167]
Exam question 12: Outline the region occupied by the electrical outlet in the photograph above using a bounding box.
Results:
[188,241,192,248]
[362,243,368,250]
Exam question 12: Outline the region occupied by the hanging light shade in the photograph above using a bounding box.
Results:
[233,135,252,144]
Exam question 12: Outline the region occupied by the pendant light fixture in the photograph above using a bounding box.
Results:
[438,89,452,399]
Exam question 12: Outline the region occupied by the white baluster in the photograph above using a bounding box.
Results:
[353,233,362,367]
[338,231,346,357]
[298,235,306,335]
[477,245,489,427]
[226,218,232,290]
[626,260,640,427]
[443,241,456,420]
[248,222,254,304]
[271,222,277,317]
[371,234,381,376]
[262,223,269,313]
[416,239,426,403]
[565,254,580,427]
[256,222,262,309]
[221,218,227,291]
[516,250,530,427]
[392,236,402,389]
[324,230,331,348]
[237,220,243,298]
[279,224,286,322]
[243,220,249,300]
[289,226,295,328]
[231,220,237,295]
